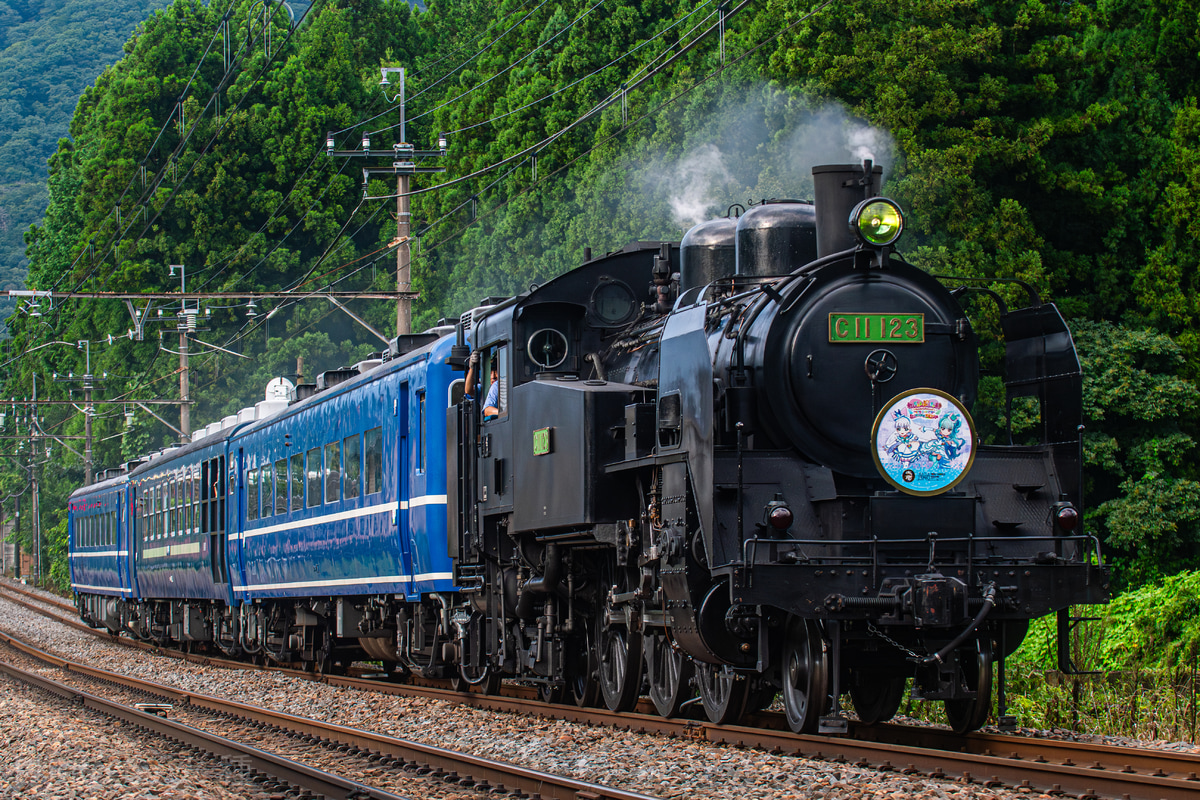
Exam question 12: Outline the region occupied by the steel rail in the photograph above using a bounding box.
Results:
[5,580,1197,799]
[0,626,661,800]
[0,658,412,800]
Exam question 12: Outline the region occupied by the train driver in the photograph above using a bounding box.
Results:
[465,350,503,420]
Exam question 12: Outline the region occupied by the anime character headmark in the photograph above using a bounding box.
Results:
[925,411,966,465]
[883,410,922,464]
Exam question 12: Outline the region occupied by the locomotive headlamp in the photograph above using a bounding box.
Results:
[850,198,904,247]
[1053,503,1080,532]
[768,506,794,530]
[764,494,793,531]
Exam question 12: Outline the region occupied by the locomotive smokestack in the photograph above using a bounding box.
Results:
[812,162,883,258]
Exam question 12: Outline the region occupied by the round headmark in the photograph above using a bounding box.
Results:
[871,388,976,496]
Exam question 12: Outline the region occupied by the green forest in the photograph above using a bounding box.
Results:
[0,0,174,311]
[2,0,1199,679]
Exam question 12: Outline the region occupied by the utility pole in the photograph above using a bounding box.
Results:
[327,66,446,336]
[170,265,191,441]
[398,167,411,336]
[30,376,40,586]
[82,342,93,484]
[51,339,101,484]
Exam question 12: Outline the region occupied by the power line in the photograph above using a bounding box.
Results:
[47,2,293,297]
[57,0,323,300]
[334,0,552,136]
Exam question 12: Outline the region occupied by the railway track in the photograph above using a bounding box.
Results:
[3,579,1197,799]
[0,627,660,800]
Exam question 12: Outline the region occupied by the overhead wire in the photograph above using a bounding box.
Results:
[377,0,611,135]
[369,0,836,298]
[62,0,324,299]
[212,0,766,354]
[51,2,288,297]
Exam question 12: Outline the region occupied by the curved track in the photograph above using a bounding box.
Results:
[3,580,1197,800]
[0,623,660,800]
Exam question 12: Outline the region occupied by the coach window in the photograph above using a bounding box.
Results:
[247,465,260,522]
[274,459,288,515]
[170,479,178,537]
[365,426,383,495]
[306,447,321,507]
[290,453,304,512]
[260,463,273,519]
[325,440,341,504]
[343,434,361,500]
[190,468,199,532]
[418,390,426,473]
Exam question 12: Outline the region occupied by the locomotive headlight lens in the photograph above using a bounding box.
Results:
[768,505,794,530]
[1055,505,1080,531]
[850,198,904,247]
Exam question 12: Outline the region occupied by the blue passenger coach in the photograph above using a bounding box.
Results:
[69,472,133,632]
[226,333,459,667]
[124,434,234,644]
[70,328,464,672]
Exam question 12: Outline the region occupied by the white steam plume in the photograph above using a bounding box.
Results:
[661,143,735,229]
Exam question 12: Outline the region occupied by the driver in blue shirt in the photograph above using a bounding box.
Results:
[465,350,501,420]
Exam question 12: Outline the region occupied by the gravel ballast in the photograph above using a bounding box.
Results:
[2,580,1192,800]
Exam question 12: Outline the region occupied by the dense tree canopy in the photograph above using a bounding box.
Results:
[3,0,1200,590]
[0,0,173,315]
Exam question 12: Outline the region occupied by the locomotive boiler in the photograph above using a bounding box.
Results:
[445,161,1109,732]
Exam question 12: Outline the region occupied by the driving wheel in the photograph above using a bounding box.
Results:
[781,618,830,733]
[644,631,695,718]
[943,637,993,733]
[696,662,750,725]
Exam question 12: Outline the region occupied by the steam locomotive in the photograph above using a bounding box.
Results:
[69,161,1109,734]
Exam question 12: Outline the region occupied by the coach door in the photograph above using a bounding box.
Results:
[203,454,229,585]
[397,384,415,593]
[119,487,134,599]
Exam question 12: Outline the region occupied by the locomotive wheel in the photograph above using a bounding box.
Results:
[781,619,830,734]
[696,662,751,725]
[849,675,907,725]
[570,628,601,707]
[598,624,644,712]
[539,682,566,704]
[944,638,993,734]
[644,632,695,718]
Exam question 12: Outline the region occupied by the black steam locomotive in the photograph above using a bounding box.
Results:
[445,161,1109,733]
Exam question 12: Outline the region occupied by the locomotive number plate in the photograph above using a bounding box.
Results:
[532,427,553,456]
[829,313,924,343]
